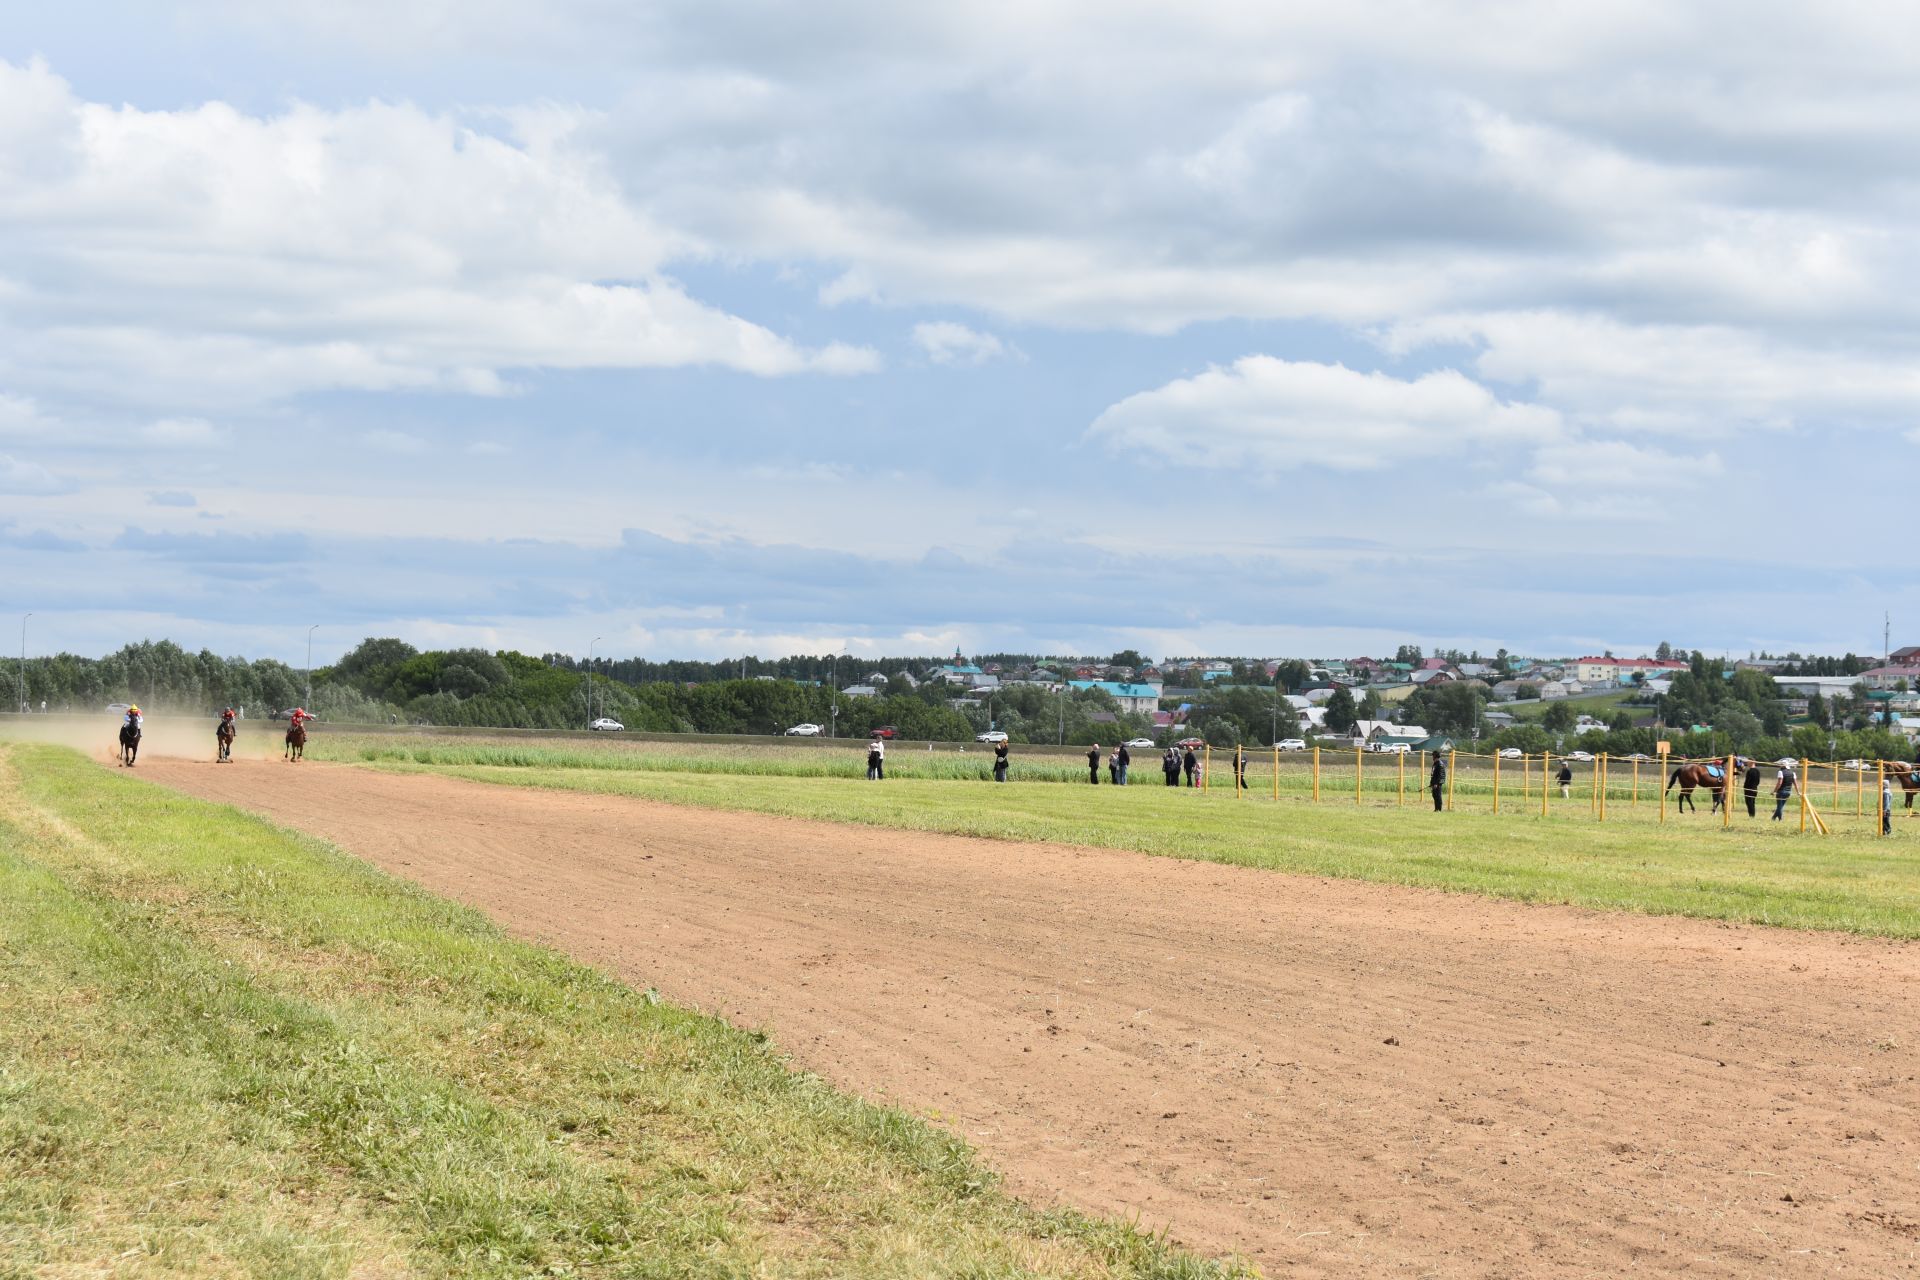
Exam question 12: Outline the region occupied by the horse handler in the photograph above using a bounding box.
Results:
[1429,751,1448,812]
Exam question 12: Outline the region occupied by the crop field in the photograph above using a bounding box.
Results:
[0,742,1244,1279]
[278,729,1920,938]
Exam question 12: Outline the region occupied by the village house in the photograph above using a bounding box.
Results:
[1067,680,1164,714]
[1572,656,1689,686]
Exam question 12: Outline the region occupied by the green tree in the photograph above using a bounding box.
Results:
[1541,700,1576,733]
[1357,689,1383,720]
[1323,686,1358,735]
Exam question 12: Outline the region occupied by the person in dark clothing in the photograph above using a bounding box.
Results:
[1557,760,1573,799]
[1163,747,1180,786]
[1087,744,1101,784]
[1233,744,1248,790]
[1430,752,1448,812]
[1772,763,1795,820]
[1182,746,1198,787]
[1106,747,1119,785]
[1116,743,1131,785]
[1742,762,1762,817]
[866,739,884,781]
[993,741,1009,783]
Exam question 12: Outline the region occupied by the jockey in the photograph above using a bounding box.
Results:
[124,704,143,729]
[219,707,237,726]
[288,707,314,729]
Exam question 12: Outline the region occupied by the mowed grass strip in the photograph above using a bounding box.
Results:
[0,745,1249,1280]
[370,759,1920,938]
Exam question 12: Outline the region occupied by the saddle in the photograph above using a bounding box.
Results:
[1704,764,1723,780]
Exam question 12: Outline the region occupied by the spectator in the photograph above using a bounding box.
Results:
[1233,744,1248,790]
[1163,747,1180,786]
[1182,745,1199,787]
[1883,776,1895,836]
[1116,742,1131,786]
[993,740,1009,783]
[1742,760,1762,817]
[866,737,885,781]
[1557,759,1573,799]
[1429,751,1448,812]
[1106,746,1119,785]
[1772,762,1795,820]
[1087,743,1101,785]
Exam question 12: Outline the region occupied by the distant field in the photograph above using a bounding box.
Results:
[0,744,1246,1279]
[321,733,1920,938]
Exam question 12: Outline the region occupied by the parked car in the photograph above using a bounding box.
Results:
[1623,752,1653,761]
[1497,747,1524,759]
[1276,738,1307,752]
[105,702,131,716]
[1565,750,1595,762]
[1842,758,1870,771]
[588,717,624,732]
[868,726,899,739]
[785,723,823,736]
[975,730,1009,743]
[1176,736,1207,749]
[1367,741,1411,754]
[1123,737,1157,748]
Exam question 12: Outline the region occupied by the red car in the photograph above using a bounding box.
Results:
[1176,736,1207,749]
[868,726,899,739]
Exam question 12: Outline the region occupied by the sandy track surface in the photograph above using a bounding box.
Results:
[134,757,1919,1276]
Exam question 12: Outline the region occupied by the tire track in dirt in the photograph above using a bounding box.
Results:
[138,757,1920,1277]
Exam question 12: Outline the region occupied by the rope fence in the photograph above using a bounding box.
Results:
[1189,745,1913,838]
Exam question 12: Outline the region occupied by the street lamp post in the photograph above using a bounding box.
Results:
[305,624,318,708]
[17,613,30,714]
[588,637,602,724]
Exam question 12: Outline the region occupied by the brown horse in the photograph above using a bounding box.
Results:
[216,719,236,763]
[284,723,307,762]
[1883,761,1920,811]
[118,721,141,767]
[1667,758,1740,813]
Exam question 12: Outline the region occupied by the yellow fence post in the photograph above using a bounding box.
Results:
[1355,746,1363,805]
[1542,752,1551,819]
[1799,757,1809,834]
[1591,755,1598,817]
[1312,747,1320,802]
[1659,753,1666,824]
[1723,754,1734,830]
[1272,745,1279,801]
[1203,745,1211,795]
[1493,749,1501,814]
[1447,748,1457,811]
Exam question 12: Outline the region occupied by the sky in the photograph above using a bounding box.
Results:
[3,2,1915,669]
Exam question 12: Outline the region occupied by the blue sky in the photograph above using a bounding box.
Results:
[3,3,1915,668]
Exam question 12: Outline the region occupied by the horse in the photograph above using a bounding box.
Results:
[1667,758,1740,814]
[284,723,307,762]
[1882,761,1920,811]
[118,721,141,767]
[216,719,236,763]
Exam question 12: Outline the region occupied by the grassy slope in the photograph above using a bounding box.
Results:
[0,745,1246,1280]
[364,760,1920,938]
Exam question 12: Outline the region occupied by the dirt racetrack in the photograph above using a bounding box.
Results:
[134,756,1918,1277]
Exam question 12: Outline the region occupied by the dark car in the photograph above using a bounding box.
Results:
[869,726,899,739]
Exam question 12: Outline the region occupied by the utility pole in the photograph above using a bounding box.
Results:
[1887,611,1892,664]
[17,613,29,714]
[305,624,318,707]
[589,636,602,723]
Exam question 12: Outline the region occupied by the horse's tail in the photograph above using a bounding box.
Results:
[1666,767,1681,791]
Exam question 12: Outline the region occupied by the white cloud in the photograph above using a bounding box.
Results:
[0,57,875,411]
[0,453,65,494]
[0,392,51,438]
[1089,356,1558,472]
[140,417,224,448]
[911,321,1008,366]
[362,429,427,455]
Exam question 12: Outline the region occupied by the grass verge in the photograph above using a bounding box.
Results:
[364,759,1920,938]
[0,744,1249,1279]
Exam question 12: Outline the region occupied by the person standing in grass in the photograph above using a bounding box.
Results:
[1883,776,1895,835]
[1087,743,1101,784]
[1557,759,1573,799]
[1106,746,1119,785]
[1163,746,1180,786]
[866,737,885,781]
[993,740,1009,783]
[1233,744,1248,790]
[1116,742,1131,785]
[1743,760,1762,817]
[1429,751,1448,812]
[1182,744,1198,787]
[1772,761,1795,820]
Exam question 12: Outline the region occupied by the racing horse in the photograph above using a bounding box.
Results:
[1667,758,1739,813]
[283,722,307,762]
[216,718,237,763]
[118,720,141,767]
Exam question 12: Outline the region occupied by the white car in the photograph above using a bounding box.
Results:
[588,717,624,732]
[975,730,1009,743]
[785,723,824,736]
[1366,741,1411,754]
[1123,737,1157,748]
[1565,750,1595,762]
[1497,747,1524,759]
[1842,758,1870,771]
[1277,739,1307,751]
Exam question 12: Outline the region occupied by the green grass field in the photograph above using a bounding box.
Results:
[0,744,1246,1279]
[327,739,1920,938]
